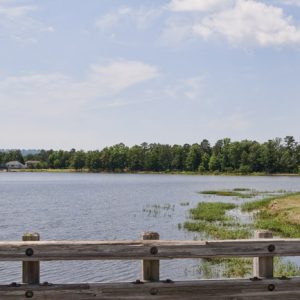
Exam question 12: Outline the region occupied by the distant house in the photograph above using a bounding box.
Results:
[6,161,26,169]
[25,160,40,168]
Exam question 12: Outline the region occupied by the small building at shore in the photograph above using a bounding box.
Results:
[6,161,26,169]
[25,160,40,168]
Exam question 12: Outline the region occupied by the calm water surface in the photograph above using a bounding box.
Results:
[0,172,299,283]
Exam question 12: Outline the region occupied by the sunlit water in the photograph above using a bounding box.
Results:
[0,172,299,283]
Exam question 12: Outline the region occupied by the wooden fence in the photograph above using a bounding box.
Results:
[0,231,300,299]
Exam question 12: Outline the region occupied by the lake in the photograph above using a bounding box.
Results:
[0,172,299,283]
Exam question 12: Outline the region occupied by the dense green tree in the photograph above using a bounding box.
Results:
[2,136,299,174]
[86,151,102,171]
[71,150,86,170]
[171,145,184,171]
[108,143,129,171]
[3,150,24,164]
[128,145,145,171]
[185,144,201,171]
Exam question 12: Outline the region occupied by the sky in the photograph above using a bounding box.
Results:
[1,0,300,150]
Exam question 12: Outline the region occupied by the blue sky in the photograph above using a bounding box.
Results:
[1,0,300,150]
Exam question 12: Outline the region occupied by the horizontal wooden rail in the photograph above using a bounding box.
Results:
[1,278,300,300]
[1,231,300,299]
[0,239,300,261]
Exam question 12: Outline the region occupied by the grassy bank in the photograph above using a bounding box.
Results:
[183,190,300,278]
[242,192,300,237]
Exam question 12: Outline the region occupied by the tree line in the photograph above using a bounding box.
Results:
[1,136,300,174]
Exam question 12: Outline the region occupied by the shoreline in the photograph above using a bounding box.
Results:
[4,168,300,177]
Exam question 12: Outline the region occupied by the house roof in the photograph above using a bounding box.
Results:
[6,161,25,166]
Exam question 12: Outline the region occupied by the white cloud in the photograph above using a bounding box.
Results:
[162,0,300,47]
[161,17,196,44]
[95,7,162,31]
[166,0,300,47]
[165,76,205,101]
[0,60,159,116]
[95,8,132,29]
[280,0,300,6]
[0,0,52,42]
[169,0,231,12]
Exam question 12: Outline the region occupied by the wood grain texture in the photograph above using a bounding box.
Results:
[1,278,300,300]
[22,233,40,284]
[141,232,160,282]
[253,231,274,279]
[0,239,300,261]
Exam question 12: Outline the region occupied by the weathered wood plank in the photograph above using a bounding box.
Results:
[253,231,273,279]
[141,232,160,282]
[1,278,300,300]
[0,239,300,261]
[22,232,40,284]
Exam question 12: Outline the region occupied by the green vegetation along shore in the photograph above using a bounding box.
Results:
[1,136,300,175]
[182,190,300,278]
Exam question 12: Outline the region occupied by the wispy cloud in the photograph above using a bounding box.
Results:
[95,1,300,48]
[0,60,159,116]
[95,6,162,31]
[168,0,232,12]
[0,0,53,42]
[279,0,300,6]
[165,76,206,101]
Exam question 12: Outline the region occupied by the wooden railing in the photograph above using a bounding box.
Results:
[0,231,300,299]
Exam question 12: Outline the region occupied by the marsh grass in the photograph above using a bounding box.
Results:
[241,198,274,212]
[184,202,252,239]
[241,192,300,238]
[199,258,252,279]
[200,190,258,198]
[185,191,300,278]
[143,203,175,217]
[241,192,300,212]
[233,188,251,191]
[184,221,251,239]
[189,202,237,222]
[198,257,300,279]
[274,258,300,277]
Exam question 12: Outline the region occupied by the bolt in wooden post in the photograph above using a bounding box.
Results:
[141,231,160,282]
[253,230,274,279]
[22,232,40,284]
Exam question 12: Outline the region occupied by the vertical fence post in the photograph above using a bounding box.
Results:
[253,230,274,278]
[141,232,160,282]
[22,232,40,284]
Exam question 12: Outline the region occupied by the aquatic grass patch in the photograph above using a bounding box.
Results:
[200,190,257,198]
[143,203,175,218]
[199,258,252,279]
[184,191,300,278]
[256,216,300,238]
[233,188,251,192]
[274,258,300,277]
[198,257,300,279]
[241,198,274,212]
[200,190,244,197]
[184,221,251,239]
[189,202,237,222]
[185,201,251,239]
